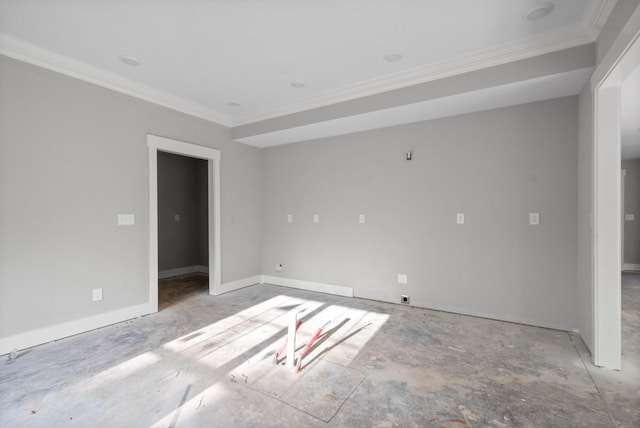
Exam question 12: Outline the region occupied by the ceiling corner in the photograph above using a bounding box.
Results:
[581,0,619,41]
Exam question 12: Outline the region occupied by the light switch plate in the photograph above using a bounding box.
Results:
[529,213,540,225]
[397,274,408,284]
[313,214,319,223]
[456,213,465,224]
[92,288,103,302]
[359,214,365,224]
[118,214,135,226]
[174,214,180,222]
[287,214,293,223]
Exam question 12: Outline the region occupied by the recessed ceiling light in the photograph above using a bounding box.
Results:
[227,100,241,107]
[119,55,140,66]
[383,52,403,62]
[525,2,555,20]
[290,80,305,88]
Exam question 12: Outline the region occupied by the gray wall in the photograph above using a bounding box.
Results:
[261,97,579,330]
[158,152,208,271]
[0,55,262,338]
[623,159,640,265]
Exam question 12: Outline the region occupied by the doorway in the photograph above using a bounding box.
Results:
[147,135,221,314]
[157,151,209,310]
[592,11,640,369]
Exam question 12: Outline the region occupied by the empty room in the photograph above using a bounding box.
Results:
[1,1,639,427]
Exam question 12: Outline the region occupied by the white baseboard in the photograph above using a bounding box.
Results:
[261,275,354,298]
[158,265,209,279]
[0,302,152,356]
[217,275,262,295]
[623,263,640,271]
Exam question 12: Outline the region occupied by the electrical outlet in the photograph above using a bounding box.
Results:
[456,213,465,224]
[275,264,283,272]
[92,288,103,302]
[287,214,293,223]
[117,214,135,226]
[313,214,319,223]
[359,214,365,224]
[400,295,410,305]
[529,212,540,225]
[174,214,180,222]
[625,214,635,221]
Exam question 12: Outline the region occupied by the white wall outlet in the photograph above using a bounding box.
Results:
[529,213,540,225]
[359,214,365,224]
[625,214,635,221]
[400,295,410,304]
[92,288,103,302]
[287,214,293,223]
[397,274,408,284]
[456,213,465,224]
[174,214,180,222]
[313,214,319,223]
[275,264,283,272]
[117,214,135,226]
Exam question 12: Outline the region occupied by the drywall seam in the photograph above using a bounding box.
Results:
[0,303,152,356]
[217,275,262,295]
[158,265,209,279]
[261,275,354,297]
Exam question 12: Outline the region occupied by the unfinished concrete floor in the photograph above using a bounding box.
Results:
[1,273,639,427]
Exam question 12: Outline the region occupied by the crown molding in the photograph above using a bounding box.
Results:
[232,0,612,126]
[581,0,618,42]
[0,34,232,127]
[0,0,614,129]
[232,25,593,126]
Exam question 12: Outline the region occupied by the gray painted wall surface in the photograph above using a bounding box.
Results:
[623,159,640,265]
[158,152,208,271]
[0,55,262,338]
[261,97,579,330]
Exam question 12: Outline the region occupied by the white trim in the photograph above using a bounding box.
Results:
[581,0,619,42]
[158,265,209,279]
[261,275,354,298]
[623,263,640,271]
[0,303,151,356]
[0,34,231,127]
[592,84,623,370]
[218,275,262,295]
[148,135,222,315]
[589,5,640,370]
[622,169,626,270]
[233,20,604,126]
[1,0,612,129]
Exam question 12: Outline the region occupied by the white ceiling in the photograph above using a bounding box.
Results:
[0,0,621,146]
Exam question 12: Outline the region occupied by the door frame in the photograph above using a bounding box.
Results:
[591,7,640,369]
[147,134,221,313]
[622,168,626,271]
